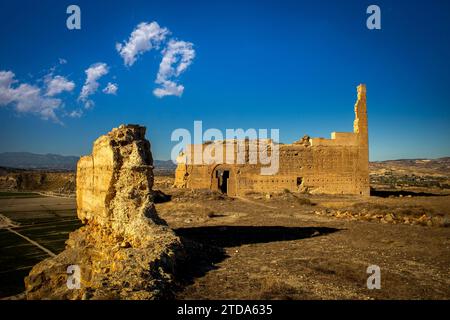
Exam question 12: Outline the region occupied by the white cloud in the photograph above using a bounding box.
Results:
[153,81,184,98]
[116,21,169,67]
[153,40,195,98]
[79,63,109,107]
[45,75,75,97]
[59,58,67,65]
[68,109,83,118]
[0,71,16,105]
[0,70,62,123]
[103,82,118,95]
[84,100,95,109]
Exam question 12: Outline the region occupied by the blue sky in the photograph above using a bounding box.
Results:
[0,0,449,161]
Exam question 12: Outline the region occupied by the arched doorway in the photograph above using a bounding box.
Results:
[211,165,236,196]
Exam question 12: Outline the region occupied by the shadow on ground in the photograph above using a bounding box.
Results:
[370,189,447,198]
[173,226,340,293]
[151,190,172,203]
[176,226,339,247]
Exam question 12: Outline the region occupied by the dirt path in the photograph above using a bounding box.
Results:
[233,196,277,209]
[4,227,56,258]
[1,212,55,257]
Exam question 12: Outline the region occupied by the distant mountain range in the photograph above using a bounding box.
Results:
[1,152,448,173]
[0,152,177,171]
[0,152,80,170]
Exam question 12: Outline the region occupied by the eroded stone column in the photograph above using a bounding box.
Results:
[25,125,183,300]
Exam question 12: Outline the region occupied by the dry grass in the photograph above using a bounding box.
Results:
[257,278,299,300]
[296,197,313,206]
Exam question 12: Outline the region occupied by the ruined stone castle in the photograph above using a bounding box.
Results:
[174,84,369,196]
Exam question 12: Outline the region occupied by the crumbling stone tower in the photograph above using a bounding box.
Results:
[353,84,370,196]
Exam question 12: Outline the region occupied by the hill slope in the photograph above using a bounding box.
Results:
[0,152,79,171]
[0,152,177,172]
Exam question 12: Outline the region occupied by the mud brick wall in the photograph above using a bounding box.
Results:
[175,84,369,196]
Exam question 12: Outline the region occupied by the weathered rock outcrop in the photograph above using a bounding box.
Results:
[24,125,183,299]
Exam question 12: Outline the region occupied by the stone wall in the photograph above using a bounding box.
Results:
[174,84,370,196]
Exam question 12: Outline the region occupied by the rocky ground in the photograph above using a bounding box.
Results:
[1,175,449,299]
[154,176,450,300]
